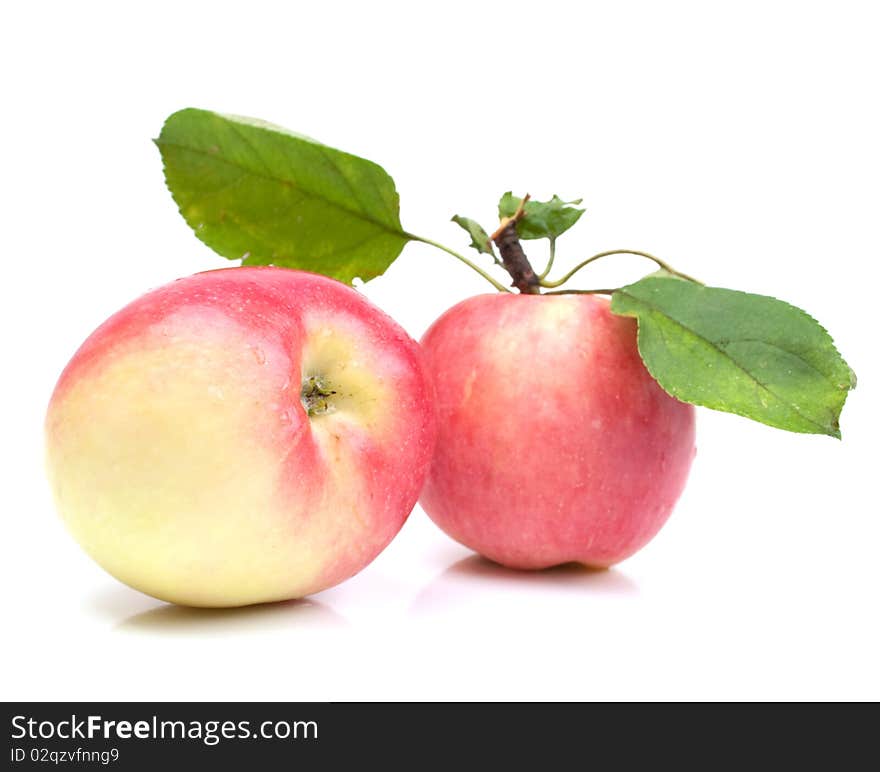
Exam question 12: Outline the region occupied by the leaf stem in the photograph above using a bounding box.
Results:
[538,238,556,280]
[408,234,511,293]
[539,249,701,288]
[544,288,618,296]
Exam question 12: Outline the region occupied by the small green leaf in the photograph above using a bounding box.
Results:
[451,215,495,257]
[155,108,410,284]
[498,192,585,241]
[610,274,856,438]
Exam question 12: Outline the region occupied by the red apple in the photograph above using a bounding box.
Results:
[45,267,435,606]
[419,293,695,568]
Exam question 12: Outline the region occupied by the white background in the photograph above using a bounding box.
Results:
[2,1,878,701]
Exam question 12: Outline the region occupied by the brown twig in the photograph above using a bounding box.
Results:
[490,194,541,294]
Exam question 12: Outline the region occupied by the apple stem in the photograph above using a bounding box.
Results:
[490,194,542,294]
[412,207,699,297]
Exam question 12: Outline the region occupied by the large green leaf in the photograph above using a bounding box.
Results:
[156,109,410,284]
[610,274,856,437]
[497,192,584,241]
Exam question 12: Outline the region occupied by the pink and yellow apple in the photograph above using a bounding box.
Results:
[419,293,695,569]
[45,267,435,607]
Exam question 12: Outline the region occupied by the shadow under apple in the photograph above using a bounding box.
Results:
[87,585,348,634]
[410,553,639,616]
[116,597,348,634]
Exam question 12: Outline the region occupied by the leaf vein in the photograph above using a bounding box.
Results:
[158,139,405,240]
[718,338,842,385]
[619,291,833,433]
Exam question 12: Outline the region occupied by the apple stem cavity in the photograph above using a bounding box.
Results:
[301,375,337,417]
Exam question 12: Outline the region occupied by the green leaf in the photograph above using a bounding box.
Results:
[451,215,495,257]
[497,192,585,241]
[610,274,856,438]
[155,108,410,284]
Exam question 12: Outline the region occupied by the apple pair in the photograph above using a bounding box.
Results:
[46,267,694,606]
